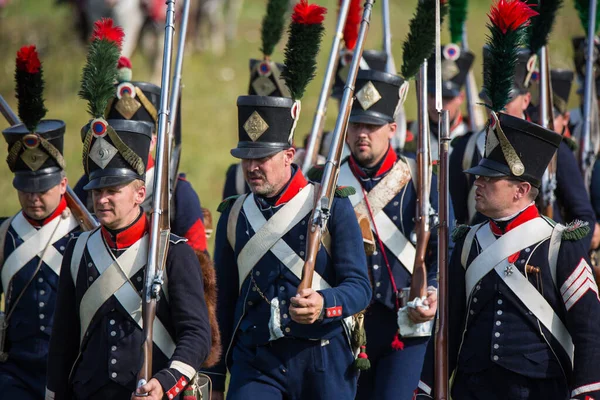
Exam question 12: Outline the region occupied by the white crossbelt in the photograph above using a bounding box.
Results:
[337,161,416,273]
[468,219,574,365]
[240,186,330,291]
[2,211,78,293]
[237,185,315,291]
[464,218,552,297]
[73,230,176,357]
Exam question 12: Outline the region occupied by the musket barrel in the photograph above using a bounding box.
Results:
[298,0,375,292]
[582,0,598,172]
[0,95,19,126]
[301,0,352,174]
[434,109,450,400]
[138,0,177,390]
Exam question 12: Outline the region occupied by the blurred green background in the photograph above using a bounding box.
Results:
[0,0,585,248]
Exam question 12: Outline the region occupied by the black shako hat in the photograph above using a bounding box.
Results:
[349,69,407,126]
[3,120,66,193]
[332,49,388,100]
[480,47,534,103]
[466,112,562,188]
[81,119,153,190]
[529,69,574,119]
[232,95,300,159]
[427,44,475,98]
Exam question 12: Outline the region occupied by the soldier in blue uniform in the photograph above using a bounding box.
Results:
[207,3,371,396]
[73,56,210,254]
[450,48,596,249]
[0,45,83,400]
[45,24,213,400]
[208,95,371,399]
[46,117,212,400]
[404,44,474,157]
[416,111,600,400]
[313,69,453,400]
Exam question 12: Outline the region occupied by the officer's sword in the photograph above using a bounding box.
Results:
[0,94,98,231]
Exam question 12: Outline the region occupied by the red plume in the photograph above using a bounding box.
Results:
[342,0,362,50]
[90,18,124,49]
[118,56,132,69]
[16,45,41,74]
[488,0,538,34]
[292,0,327,25]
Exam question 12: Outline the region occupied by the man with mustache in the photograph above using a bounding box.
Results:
[310,69,451,399]
[0,45,83,399]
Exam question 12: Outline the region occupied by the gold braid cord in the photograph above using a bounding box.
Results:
[491,112,525,176]
[6,141,22,172]
[106,125,145,175]
[135,87,158,125]
[82,129,94,175]
[39,136,66,170]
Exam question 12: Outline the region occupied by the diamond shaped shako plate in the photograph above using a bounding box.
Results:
[356,81,382,110]
[244,111,270,141]
[21,147,49,171]
[89,137,118,169]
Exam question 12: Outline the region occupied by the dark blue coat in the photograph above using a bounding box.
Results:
[0,199,80,398]
[46,213,211,399]
[205,168,371,391]
[418,210,600,399]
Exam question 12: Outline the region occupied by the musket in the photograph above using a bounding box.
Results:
[435,110,450,400]
[433,0,449,395]
[298,0,375,291]
[301,0,352,174]
[407,60,433,303]
[0,94,98,231]
[539,46,557,219]
[383,0,408,151]
[168,0,191,196]
[137,0,177,391]
[461,30,485,132]
[580,0,599,190]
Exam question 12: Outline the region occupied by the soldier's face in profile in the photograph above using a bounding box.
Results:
[474,175,530,219]
[92,180,146,229]
[346,122,396,168]
[17,177,67,220]
[503,93,531,119]
[242,148,295,197]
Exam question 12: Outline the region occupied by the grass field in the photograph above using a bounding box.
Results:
[0,0,586,247]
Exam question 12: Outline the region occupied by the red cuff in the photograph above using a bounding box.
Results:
[166,375,189,400]
[184,219,207,251]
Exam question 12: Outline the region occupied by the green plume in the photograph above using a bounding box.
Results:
[484,26,529,112]
[449,0,468,44]
[15,68,47,132]
[401,0,448,80]
[261,0,289,57]
[79,39,120,118]
[526,0,563,54]
[574,0,600,35]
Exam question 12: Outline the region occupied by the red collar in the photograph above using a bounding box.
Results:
[147,155,155,170]
[275,168,309,206]
[451,114,463,131]
[489,204,539,236]
[23,196,67,227]
[349,146,398,178]
[101,211,149,249]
